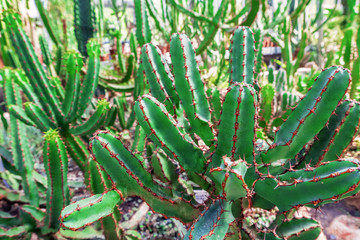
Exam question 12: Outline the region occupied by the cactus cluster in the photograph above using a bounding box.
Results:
[1,1,360,239]
[0,11,116,237]
[259,65,302,135]
[61,27,360,239]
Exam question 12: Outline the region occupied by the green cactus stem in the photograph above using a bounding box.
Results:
[135,95,207,174]
[3,11,63,124]
[62,51,82,119]
[170,33,213,144]
[90,131,202,222]
[75,40,101,120]
[70,99,110,136]
[299,100,360,167]
[39,35,53,75]
[184,199,234,240]
[43,129,69,230]
[255,160,360,212]
[141,44,179,114]
[60,190,121,231]
[34,0,59,45]
[134,0,152,46]
[263,66,351,163]
[229,26,256,85]
[211,83,257,167]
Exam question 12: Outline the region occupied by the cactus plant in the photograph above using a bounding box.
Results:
[74,0,97,57]
[34,0,59,46]
[0,10,117,236]
[134,0,152,46]
[60,26,360,239]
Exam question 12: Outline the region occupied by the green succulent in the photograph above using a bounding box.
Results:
[61,26,360,239]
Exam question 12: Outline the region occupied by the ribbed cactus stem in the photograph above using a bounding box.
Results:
[13,70,41,106]
[39,35,53,76]
[74,40,101,120]
[24,102,56,132]
[185,199,234,240]
[263,66,351,163]
[211,83,257,168]
[229,27,255,85]
[141,44,179,115]
[134,0,152,46]
[62,50,82,119]
[43,129,69,230]
[300,100,360,167]
[90,131,201,222]
[255,160,360,212]
[170,33,213,145]
[70,99,110,136]
[135,96,207,174]
[62,133,88,172]
[60,190,121,231]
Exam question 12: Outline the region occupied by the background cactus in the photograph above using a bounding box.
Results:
[34,0,59,46]
[73,0,97,57]
[60,27,360,239]
[2,69,39,207]
[0,10,117,237]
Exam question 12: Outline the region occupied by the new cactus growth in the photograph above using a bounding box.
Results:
[61,27,360,239]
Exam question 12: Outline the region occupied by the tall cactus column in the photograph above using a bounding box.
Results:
[43,130,69,230]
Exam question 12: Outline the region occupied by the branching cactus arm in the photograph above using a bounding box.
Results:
[3,11,64,124]
[300,100,360,167]
[70,99,110,136]
[211,83,258,168]
[74,40,101,120]
[141,43,179,114]
[60,190,121,231]
[184,199,234,240]
[134,0,152,46]
[62,51,82,120]
[135,96,207,174]
[229,27,255,85]
[90,131,202,222]
[255,160,360,212]
[263,66,351,163]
